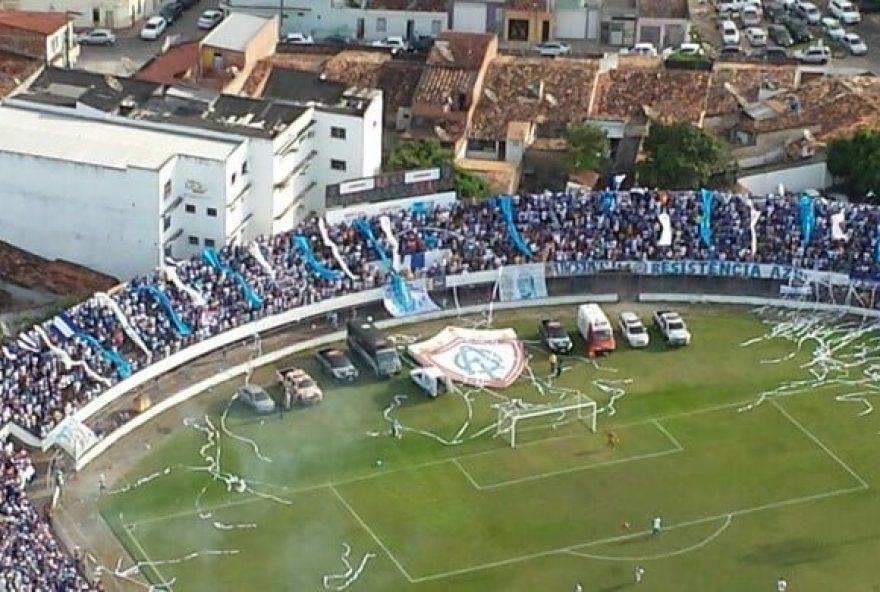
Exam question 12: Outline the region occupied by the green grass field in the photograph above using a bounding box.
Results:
[99,306,880,591]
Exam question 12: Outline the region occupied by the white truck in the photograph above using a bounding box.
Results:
[410,367,453,398]
[652,310,692,346]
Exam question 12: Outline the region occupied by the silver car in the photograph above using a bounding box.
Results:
[237,384,276,414]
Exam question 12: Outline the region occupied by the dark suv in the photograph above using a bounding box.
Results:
[160,1,184,23]
[783,15,812,43]
[768,24,794,47]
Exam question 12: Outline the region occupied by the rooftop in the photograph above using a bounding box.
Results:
[202,13,274,52]
[0,50,41,97]
[22,67,160,111]
[261,68,347,104]
[592,66,710,123]
[706,63,797,118]
[427,31,495,70]
[368,0,447,11]
[638,0,688,19]
[470,56,598,139]
[0,103,240,169]
[137,41,199,86]
[413,66,475,105]
[0,10,72,35]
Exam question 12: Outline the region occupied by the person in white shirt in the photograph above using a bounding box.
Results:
[651,515,662,536]
[777,577,788,591]
[634,565,645,583]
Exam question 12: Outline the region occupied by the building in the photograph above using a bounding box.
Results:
[0,10,78,67]
[0,50,42,97]
[635,0,688,48]
[0,0,150,28]
[221,0,448,42]
[199,13,279,92]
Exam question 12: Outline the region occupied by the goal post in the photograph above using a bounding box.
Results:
[495,395,598,448]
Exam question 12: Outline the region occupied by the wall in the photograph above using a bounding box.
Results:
[738,159,830,196]
[324,190,456,224]
[636,17,686,48]
[554,8,587,39]
[1,0,143,27]
[453,1,488,32]
[269,108,318,232]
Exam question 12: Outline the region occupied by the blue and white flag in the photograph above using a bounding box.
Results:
[799,193,815,245]
[601,189,616,214]
[497,196,533,258]
[612,174,626,191]
[699,188,714,247]
[383,277,440,318]
[138,285,192,337]
[52,313,79,340]
[202,247,263,309]
[293,235,344,281]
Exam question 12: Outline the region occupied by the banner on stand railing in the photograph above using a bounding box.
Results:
[498,263,548,301]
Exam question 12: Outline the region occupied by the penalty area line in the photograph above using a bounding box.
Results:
[119,521,172,589]
[329,485,415,583]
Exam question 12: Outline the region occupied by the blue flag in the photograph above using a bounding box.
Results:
[699,188,714,247]
[601,189,616,214]
[497,195,533,258]
[799,193,815,245]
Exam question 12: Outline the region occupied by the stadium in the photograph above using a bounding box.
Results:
[3,182,880,591]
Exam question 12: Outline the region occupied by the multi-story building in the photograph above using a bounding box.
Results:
[0,0,148,28]
[0,10,79,66]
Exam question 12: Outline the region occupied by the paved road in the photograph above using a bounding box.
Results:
[75,0,218,76]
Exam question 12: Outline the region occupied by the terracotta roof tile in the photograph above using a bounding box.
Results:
[470,56,597,139]
[0,50,40,97]
[427,31,494,70]
[706,64,797,117]
[136,41,199,85]
[592,66,709,122]
[0,10,72,35]
[413,66,475,105]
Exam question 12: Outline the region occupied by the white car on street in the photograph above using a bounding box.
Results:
[140,16,167,40]
[530,41,572,56]
[621,42,658,56]
[283,32,314,44]
[371,36,407,52]
[829,0,862,23]
[745,27,768,46]
[794,44,831,63]
[841,32,868,55]
[77,28,116,46]
[794,1,823,24]
[618,312,650,348]
[197,9,224,30]
[721,20,740,46]
[821,17,846,42]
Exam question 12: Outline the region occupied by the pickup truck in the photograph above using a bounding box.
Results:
[652,310,692,346]
[277,367,323,405]
[315,348,359,382]
[538,318,573,354]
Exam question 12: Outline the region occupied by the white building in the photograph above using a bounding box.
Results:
[0,0,158,29]
[221,0,448,42]
[3,68,383,278]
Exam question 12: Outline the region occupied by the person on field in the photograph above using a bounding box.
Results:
[651,516,662,536]
[606,431,620,449]
[777,577,788,592]
[634,565,645,583]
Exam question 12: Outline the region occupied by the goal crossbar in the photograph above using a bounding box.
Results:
[495,395,597,448]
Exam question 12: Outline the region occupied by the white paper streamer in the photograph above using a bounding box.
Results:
[32,325,111,386]
[322,543,376,591]
[746,197,761,255]
[831,210,847,242]
[94,292,152,356]
[657,212,672,247]
[379,215,402,271]
[318,218,358,281]
[248,241,276,280]
[162,266,207,307]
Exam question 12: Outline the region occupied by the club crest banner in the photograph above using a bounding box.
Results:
[408,327,525,388]
[497,264,548,302]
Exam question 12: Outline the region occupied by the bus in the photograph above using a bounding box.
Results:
[346,320,402,378]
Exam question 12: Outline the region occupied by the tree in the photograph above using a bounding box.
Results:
[385,139,491,199]
[828,128,880,202]
[565,122,610,174]
[637,121,732,189]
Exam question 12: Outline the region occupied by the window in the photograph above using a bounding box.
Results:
[205,238,216,248]
[207,207,218,217]
[188,236,199,246]
[241,161,248,175]
[331,126,346,139]
[507,18,529,42]
[431,19,442,35]
[331,159,347,171]
[231,172,237,185]
[163,180,172,201]
[185,204,196,214]
[163,216,171,231]
[376,17,386,32]
[92,7,100,24]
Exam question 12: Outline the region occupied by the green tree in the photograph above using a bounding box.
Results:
[386,139,491,199]
[564,122,611,174]
[828,128,880,202]
[638,121,732,189]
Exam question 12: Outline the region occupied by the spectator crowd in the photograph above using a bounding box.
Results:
[2,187,880,588]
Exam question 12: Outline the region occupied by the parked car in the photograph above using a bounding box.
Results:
[178,0,199,9]
[237,384,275,414]
[277,367,323,405]
[538,318,574,354]
[315,348,359,382]
[139,16,167,40]
[371,36,408,52]
[821,17,846,41]
[159,2,184,24]
[197,9,224,29]
[283,32,314,44]
[746,27,768,45]
[77,28,116,46]
[829,0,862,22]
[794,44,832,63]
[530,41,572,56]
[652,310,692,346]
[769,24,795,46]
[407,34,435,53]
[783,16,813,42]
[716,0,745,16]
[794,1,822,23]
[618,312,649,348]
[719,44,744,57]
[841,32,868,54]
[742,4,762,25]
[622,42,658,56]
[662,42,706,59]
[721,20,741,45]
[764,45,791,61]
[323,34,353,45]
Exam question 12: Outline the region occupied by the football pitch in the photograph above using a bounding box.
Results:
[98,306,880,591]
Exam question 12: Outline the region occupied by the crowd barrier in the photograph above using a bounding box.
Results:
[639,293,880,319]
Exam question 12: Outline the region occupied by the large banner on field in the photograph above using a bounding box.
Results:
[547,260,851,286]
[498,264,548,302]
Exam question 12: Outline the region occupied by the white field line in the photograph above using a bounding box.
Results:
[452,459,483,490]
[771,400,871,490]
[329,485,414,583]
[566,514,733,562]
[121,522,172,588]
[652,419,684,451]
[410,483,866,583]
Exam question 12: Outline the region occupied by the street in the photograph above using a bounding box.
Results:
[75,0,217,76]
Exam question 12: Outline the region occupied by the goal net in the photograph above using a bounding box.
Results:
[495,394,598,448]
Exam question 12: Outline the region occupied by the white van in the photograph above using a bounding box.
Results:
[577,304,617,356]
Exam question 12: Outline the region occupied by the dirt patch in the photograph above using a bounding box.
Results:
[0,239,118,297]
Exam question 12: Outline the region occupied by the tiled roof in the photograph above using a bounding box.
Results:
[427,31,494,70]
[470,56,598,139]
[368,0,447,11]
[137,41,199,85]
[592,66,710,122]
[413,66,475,105]
[706,64,797,117]
[0,50,41,97]
[638,0,688,19]
[0,10,72,35]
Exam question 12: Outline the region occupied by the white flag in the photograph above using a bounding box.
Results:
[831,211,847,242]
[748,200,761,254]
[658,212,672,247]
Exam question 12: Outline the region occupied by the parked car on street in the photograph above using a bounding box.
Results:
[794,1,823,24]
[621,42,658,56]
[530,41,572,56]
[721,20,741,45]
[841,32,868,54]
[794,44,832,63]
[323,34,353,45]
[829,0,862,22]
[769,24,795,46]
[783,16,813,43]
[821,17,847,41]
[746,27,768,46]
[197,9,224,29]
[371,36,408,52]
[742,4,762,25]
[140,16,167,40]
[159,2,184,24]
[77,29,116,46]
[283,32,314,44]
[407,34,435,53]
